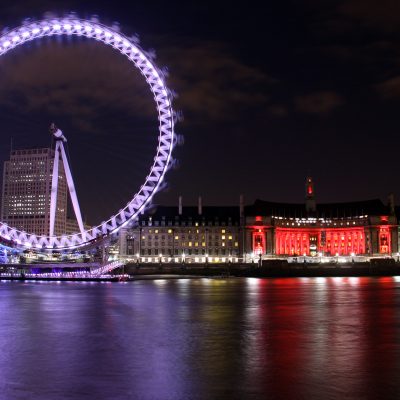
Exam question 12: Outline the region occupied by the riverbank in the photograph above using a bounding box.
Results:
[122,260,400,278]
[2,260,400,281]
[0,274,200,282]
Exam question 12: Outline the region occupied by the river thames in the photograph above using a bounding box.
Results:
[1,277,400,399]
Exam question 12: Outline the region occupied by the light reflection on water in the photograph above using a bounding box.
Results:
[0,277,400,399]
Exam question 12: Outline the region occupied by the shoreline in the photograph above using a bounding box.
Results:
[0,274,199,282]
[2,262,400,282]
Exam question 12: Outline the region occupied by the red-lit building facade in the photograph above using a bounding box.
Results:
[245,178,398,257]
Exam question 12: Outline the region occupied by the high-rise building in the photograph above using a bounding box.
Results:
[65,217,91,235]
[1,148,67,236]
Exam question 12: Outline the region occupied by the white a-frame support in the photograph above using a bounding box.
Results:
[49,125,85,238]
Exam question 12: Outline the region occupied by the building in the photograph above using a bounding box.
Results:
[65,218,91,235]
[1,148,67,236]
[118,197,242,263]
[119,179,398,262]
[245,177,398,258]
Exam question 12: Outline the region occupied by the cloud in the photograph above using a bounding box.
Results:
[267,105,288,118]
[294,91,344,114]
[0,38,156,136]
[303,0,400,36]
[375,76,400,98]
[160,42,277,123]
[0,34,280,136]
[339,0,400,32]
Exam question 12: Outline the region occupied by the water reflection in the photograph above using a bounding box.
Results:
[0,278,399,399]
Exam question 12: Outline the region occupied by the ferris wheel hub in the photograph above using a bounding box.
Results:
[50,123,67,142]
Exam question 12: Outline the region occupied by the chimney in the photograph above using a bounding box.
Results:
[198,196,202,215]
[388,193,395,215]
[240,194,244,219]
[178,196,182,215]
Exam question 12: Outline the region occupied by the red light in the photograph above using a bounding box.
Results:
[252,231,265,255]
[275,227,366,256]
[378,226,391,254]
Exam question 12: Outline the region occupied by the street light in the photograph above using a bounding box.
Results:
[136,252,140,266]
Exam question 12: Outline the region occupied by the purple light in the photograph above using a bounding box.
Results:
[0,16,176,250]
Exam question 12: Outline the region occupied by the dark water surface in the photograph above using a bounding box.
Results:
[1,277,400,400]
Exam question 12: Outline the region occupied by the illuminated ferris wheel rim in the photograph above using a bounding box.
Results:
[0,16,176,250]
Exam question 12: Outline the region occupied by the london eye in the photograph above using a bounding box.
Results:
[0,16,177,250]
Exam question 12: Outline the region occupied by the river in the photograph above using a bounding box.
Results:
[0,277,400,399]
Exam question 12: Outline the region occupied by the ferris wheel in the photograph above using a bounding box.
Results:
[0,15,179,250]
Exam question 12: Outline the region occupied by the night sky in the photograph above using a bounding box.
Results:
[0,0,400,225]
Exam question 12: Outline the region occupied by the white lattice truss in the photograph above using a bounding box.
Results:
[90,260,125,276]
[0,17,175,250]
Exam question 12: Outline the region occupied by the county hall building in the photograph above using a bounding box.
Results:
[119,178,398,262]
[244,178,398,258]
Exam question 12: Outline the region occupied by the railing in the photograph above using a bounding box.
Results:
[0,271,111,279]
[90,260,125,276]
[0,260,126,280]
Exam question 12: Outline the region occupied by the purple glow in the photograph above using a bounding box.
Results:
[0,16,176,250]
